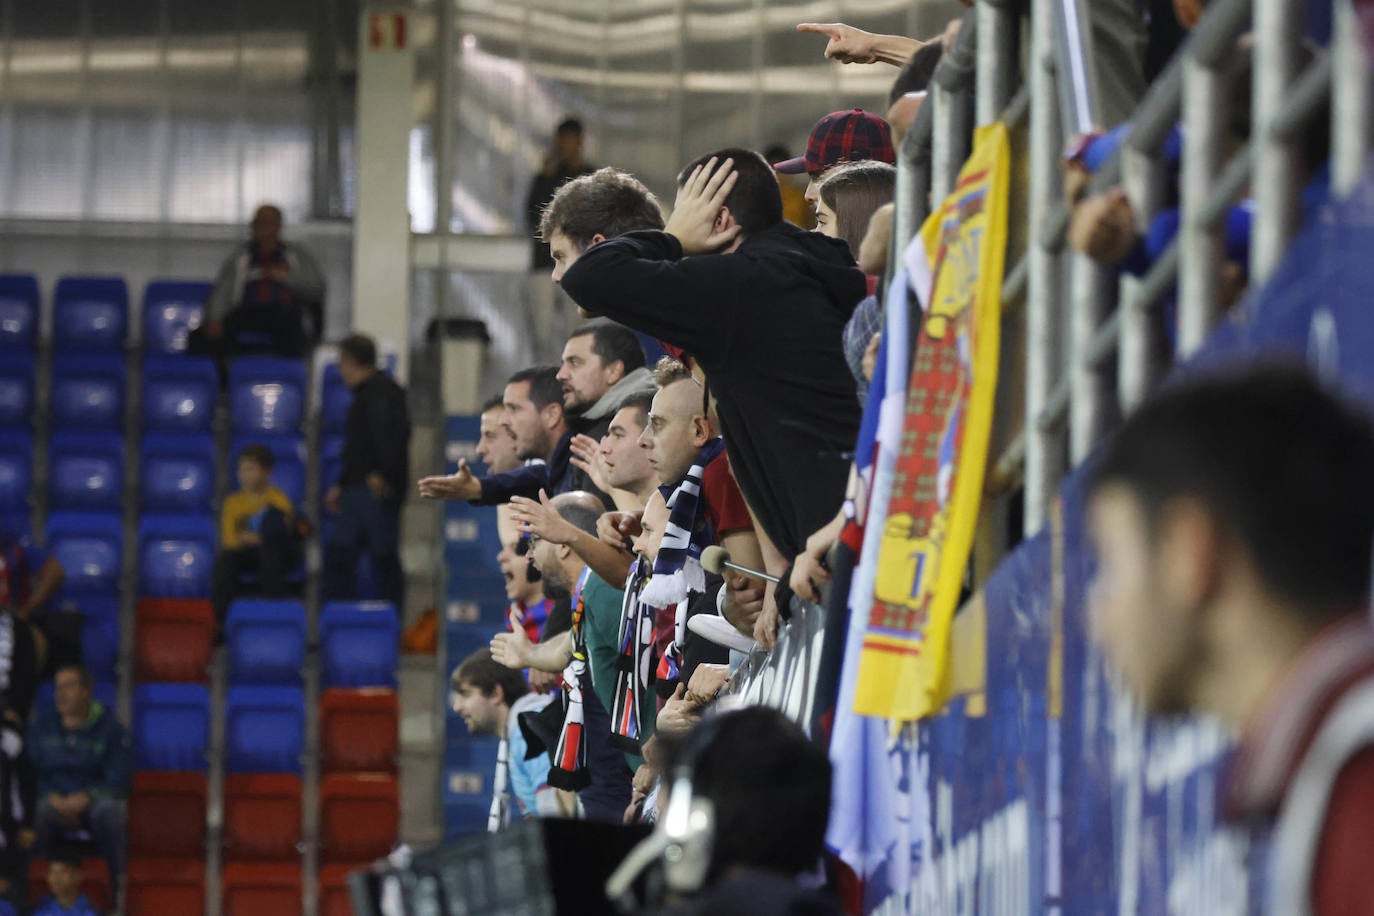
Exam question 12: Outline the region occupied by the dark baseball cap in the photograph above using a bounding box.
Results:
[772,109,896,175]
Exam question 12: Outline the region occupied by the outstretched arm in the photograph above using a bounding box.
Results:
[795,22,925,67]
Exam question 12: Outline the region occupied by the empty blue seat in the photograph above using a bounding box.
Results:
[48,431,124,512]
[0,354,35,428]
[51,354,126,430]
[46,512,122,594]
[141,355,218,433]
[228,357,306,434]
[225,600,306,685]
[0,431,33,509]
[320,363,352,433]
[73,595,121,680]
[0,275,39,352]
[225,685,304,774]
[319,602,399,688]
[229,434,305,508]
[53,276,128,352]
[133,683,210,772]
[140,433,216,514]
[137,514,216,598]
[142,281,212,354]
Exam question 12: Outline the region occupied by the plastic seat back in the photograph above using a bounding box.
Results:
[137,514,216,598]
[48,431,124,511]
[53,276,128,352]
[226,599,306,685]
[142,280,212,354]
[225,685,304,774]
[0,274,39,352]
[72,594,121,680]
[222,773,303,861]
[51,354,126,430]
[128,771,207,858]
[319,602,399,689]
[228,357,306,434]
[318,773,398,863]
[0,431,34,508]
[133,683,210,772]
[45,512,123,593]
[141,355,218,432]
[135,598,214,683]
[126,858,205,916]
[140,433,216,513]
[0,353,34,427]
[221,861,302,914]
[319,688,399,773]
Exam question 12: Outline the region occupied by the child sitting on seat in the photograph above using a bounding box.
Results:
[32,850,97,916]
[211,445,305,630]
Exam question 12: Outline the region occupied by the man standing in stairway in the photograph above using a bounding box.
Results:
[323,334,411,613]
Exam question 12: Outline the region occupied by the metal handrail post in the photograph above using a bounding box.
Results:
[1051,0,1100,136]
[1176,55,1229,356]
[1025,0,1065,535]
[1068,254,1115,462]
[931,14,978,205]
[976,0,1016,126]
[1117,144,1167,411]
[1333,0,1372,195]
[1251,0,1302,284]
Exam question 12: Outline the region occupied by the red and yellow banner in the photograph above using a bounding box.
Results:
[853,122,1011,720]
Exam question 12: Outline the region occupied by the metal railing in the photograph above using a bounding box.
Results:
[729,0,1371,725]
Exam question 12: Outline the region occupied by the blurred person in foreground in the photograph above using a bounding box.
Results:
[1087,362,1374,915]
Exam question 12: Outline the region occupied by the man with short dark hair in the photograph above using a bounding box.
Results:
[475,394,521,475]
[323,334,411,611]
[538,168,664,284]
[1087,363,1374,913]
[28,665,131,904]
[451,648,555,825]
[561,150,864,592]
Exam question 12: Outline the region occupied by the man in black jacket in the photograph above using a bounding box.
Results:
[324,334,411,611]
[560,150,864,612]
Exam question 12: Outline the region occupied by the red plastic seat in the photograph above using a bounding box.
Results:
[29,857,111,913]
[221,861,302,916]
[319,773,398,863]
[319,688,399,773]
[126,858,205,916]
[318,863,367,916]
[223,773,302,861]
[134,597,214,682]
[129,770,207,857]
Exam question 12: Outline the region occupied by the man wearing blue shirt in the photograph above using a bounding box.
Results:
[450,649,555,824]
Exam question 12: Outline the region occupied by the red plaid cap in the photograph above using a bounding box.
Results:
[772,109,896,175]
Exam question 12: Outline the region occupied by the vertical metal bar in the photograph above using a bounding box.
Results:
[1117,147,1167,411]
[1051,0,1100,135]
[1176,56,1228,356]
[1068,254,1114,462]
[1026,0,1064,535]
[931,85,959,206]
[1333,0,1372,195]
[435,0,456,234]
[1251,0,1301,284]
[976,1,1014,126]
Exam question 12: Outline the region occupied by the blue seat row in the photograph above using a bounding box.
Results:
[0,274,213,354]
[130,681,308,775]
[224,599,398,689]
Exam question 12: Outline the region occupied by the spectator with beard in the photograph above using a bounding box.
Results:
[560,150,865,649]
[490,492,634,822]
[556,321,657,473]
[450,648,556,825]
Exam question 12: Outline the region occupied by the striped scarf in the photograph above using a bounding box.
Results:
[547,568,593,791]
[643,438,724,689]
[609,556,656,753]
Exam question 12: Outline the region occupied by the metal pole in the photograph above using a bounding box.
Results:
[976,0,1015,127]
[1176,56,1228,357]
[1068,254,1115,462]
[1251,0,1301,284]
[1333,0,1372,195]
[1116,146,1166,411]
[1050,0,1100,136]
[1026,0,1065,536]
